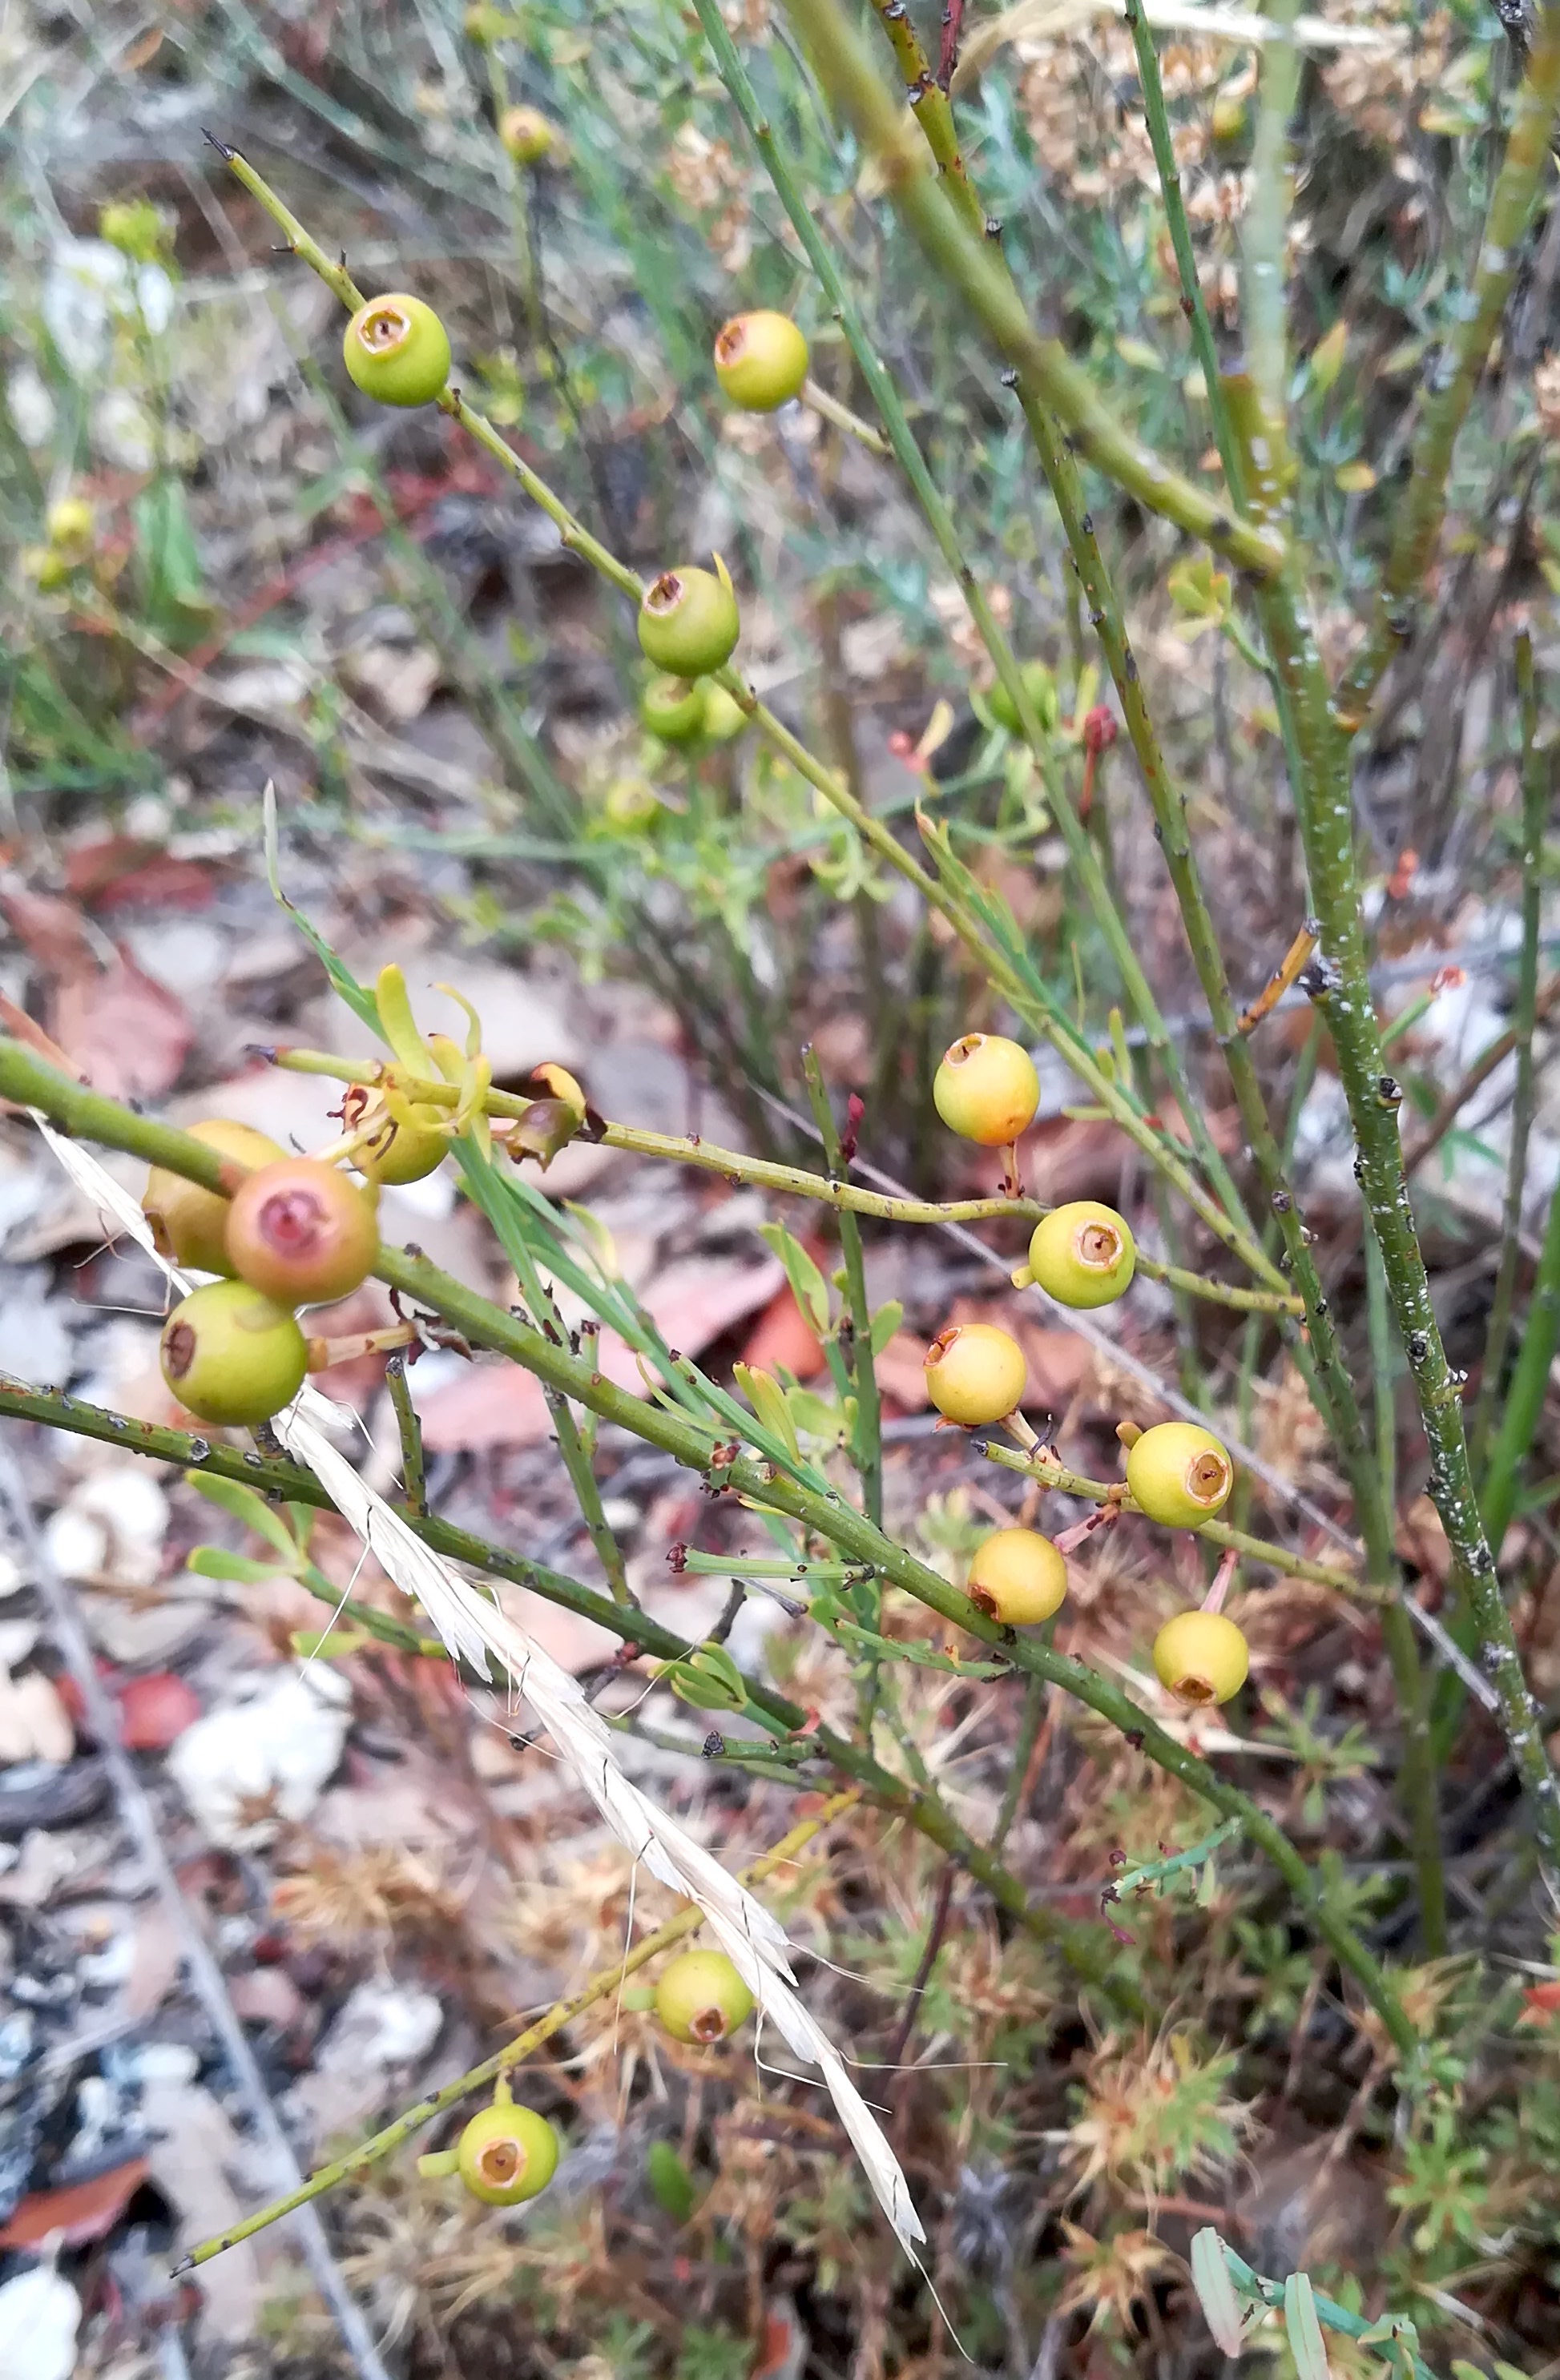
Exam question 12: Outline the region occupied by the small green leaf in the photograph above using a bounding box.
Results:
[869,1300,904,1356]
[1283,2273,1330,2380]
[653,1642,748,1713]
[183,1471,300,1558]
[757,1222,831,1338]
[1189,2230,1248,2357]
[187,1544,295,1585]
[290,1629,372,1659]
[646,2140,699,2223]
[732,1362,801,1462]
[784,1387,844,1443]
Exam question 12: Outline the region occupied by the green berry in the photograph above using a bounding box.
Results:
[455,2100,560,2205]
[357,1110,448,1186]
[143,1120,288,1277]
[932,1033,1040,1147]
[696,683,751,746]
[986,660,1057,736]
[637,559,740,678]
[640,675,708,746]
[713,311,810,412]
[924,1323,1027,1427]
[225,1158,380,1308]
[45,496,95,557]
[1152,1609,1248,1705]
[498,104,557,165]
[343,294,451,408]
[966,1528,1066,1625]
[159,1280,308,1427]
[1027,1202,1136,1310]
[655,1949,755,2044]
[1126,1422,1234,1528]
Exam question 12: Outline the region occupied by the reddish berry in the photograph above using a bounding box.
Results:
[143,1120,286,1277]
[159,1280,308,1427]
[224,1158,380,1308]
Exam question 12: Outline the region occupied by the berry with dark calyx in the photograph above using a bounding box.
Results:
[925,1323,1027,1427]
[986,659,1057,736]
[966,1528,1066,1625]
[696,683,752,746]
[1126,1421,1234,1528]
[637,558,740,678]
[342,294,451,408]
[932,1033,1040,1146]
[454,2097,560,2205]
[655,1948,756,2044]
[641,675,708,747]
[1027,1201,1136,1310]
[1152,1609,1248,1705]
[713,311,809,412]
[143,1120,288,1276]
[498,103,557,165]
[224,1158,380,1308]
[357,1109,448,1186]
[159,1280,308,1427]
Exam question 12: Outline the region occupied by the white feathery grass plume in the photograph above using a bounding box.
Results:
[30,1118,927,2256]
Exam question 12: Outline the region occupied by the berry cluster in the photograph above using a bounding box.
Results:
[145,1133,381,1428]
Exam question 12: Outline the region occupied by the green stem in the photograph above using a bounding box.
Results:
[1334,10,1560,732]
[1473,633,1548,1468]
[0,1043,1410,2054]
[801,1047,883,1526]
[991,1664,1050,1855]
[382,1353,427,1516]
[769,0,1284,580]
[1481,1174,1560,1559]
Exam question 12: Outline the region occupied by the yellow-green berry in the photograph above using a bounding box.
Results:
[454,2100,560,2205]
[986,659,1057,736]
[1027,1202,1136,1310]
[45,495,95,557]
[1126,1422,1234,1528]
[924,1323,1027,1427]
[641,675,707,746]
[343,294,452,408]
[655,1949,755,2044]
[966,1528,1066,1625]
[1152,1609,1248,1705]
[713,311,809,412]
[498,103,557,165]
[159,1280,308,1427]
[357,1109,448,1186]
[697,683,751,745]
[637,560,740,679]
[143,1120,288,1278]
[932,1033,1040,1147]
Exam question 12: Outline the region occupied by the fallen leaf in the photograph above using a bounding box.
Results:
[0,2157,151,2250]
[874,1329,931,1411]
[0,880,95,973]
[0,1669,75,1766]
[742,1275,828,1380]
[51,950,192,1100]
[117,1671,202,1750]
[1011,1321,1093,1409]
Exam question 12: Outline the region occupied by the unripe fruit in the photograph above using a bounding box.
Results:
[143,1120,288,1276]
[455,2100,560,2205]
[357,1111,448,1186]
[925,1323,1027,1427]
[966,1528,1066,1625]
[637,559,740,678]
[655,1949,756,2044]
[1152,1609,1248,1705]
[46,495,95,555]
[697,683,751,745]
[498,104,556,165]
[342,295,451,408]
[641,675,707,746]
[159,1280,308,1427]
[933,1033,1040,1146]
[986,658,1058,736]
[1126,1421,1234,1528]
[224,1158,380,1307]
[1027,1202,1136,1310]
[713,311,809,412]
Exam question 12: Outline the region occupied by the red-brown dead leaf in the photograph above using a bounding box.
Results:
[874,1329,931,1411]
[0,2156,151,2249]
[0,881,96,973]
[52,950,193,1100]
[741,1277,828,1379]
[1011,1321,1092,1408]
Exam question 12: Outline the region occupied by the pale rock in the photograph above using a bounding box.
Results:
[167,1666,351,1848]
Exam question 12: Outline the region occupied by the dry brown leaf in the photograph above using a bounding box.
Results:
[52,951,193,1101]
